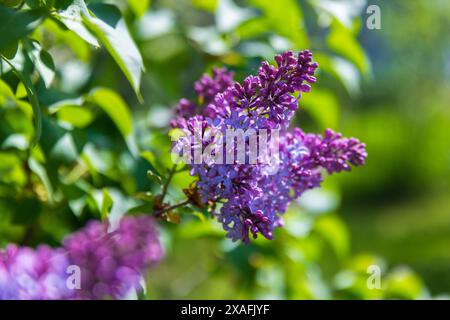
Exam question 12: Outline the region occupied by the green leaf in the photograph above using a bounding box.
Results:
[1,0,22,8]
[40,116,83,165]
[249,0,308,48]
[28,157,55,203]
[315,53,360,96]
[48,97,94,128]
[128,0,150,18]
[100,188,113,221]
[87,87,131,136]
[315,214,349,259]
[385,267,425,299]
[43,18,91,61]
[327,20,369,74]
[24,40,55,87]
[87,87,138,156]
[0,151,27,187]
[56,0,99,47]
[0,56,42,146]
[140,150,163,179]
[216,0,255,33]
[0,41,18,59]
[301,89,340,129]
[82,3,145,101]
[193,0,217,12]
[0,6,46,51]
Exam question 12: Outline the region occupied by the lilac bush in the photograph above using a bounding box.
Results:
[172,50,367,243]
[0,50,366,299]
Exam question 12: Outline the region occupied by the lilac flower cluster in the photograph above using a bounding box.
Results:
[0,245,72,299]
[0,216,163,300]
[172,50,367,243]
[64,215,163,299]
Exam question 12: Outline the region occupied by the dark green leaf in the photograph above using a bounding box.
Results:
[0,6,46,51]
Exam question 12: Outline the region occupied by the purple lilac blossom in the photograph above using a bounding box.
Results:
[172,50,367,243]
[0,215,163,300]
[0,244,72,299]
[63,215,164,299]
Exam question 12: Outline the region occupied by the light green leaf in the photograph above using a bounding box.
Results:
[48,97,94,128]
[0,56,42,146]
[87,87,131,136]
[43,18,91,61]
[250,0,308,48]
[0,6,46,51]
[301,89,340,129]
[87,87,138,156]
[83,3,145,101]
[128,0,150,18]
[101,188,113,221]
[315,214,349,259]
[386,267,426,299]
[28,157,55,204]
[327,20,369,74]
[193,0,217,12]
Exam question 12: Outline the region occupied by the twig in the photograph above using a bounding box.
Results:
[160,164,177,203]
[154,199,190,217]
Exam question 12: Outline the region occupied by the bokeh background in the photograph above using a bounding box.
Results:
[1,0,449,299]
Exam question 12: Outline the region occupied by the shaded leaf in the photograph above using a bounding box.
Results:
[24,40,55,87]
[0,6,46,51]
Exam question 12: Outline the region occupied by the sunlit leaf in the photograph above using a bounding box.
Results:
[128,0,150,18]
[386,267,425,299]
[315,214,349,259]
[87,87,138,156]
[100,188,113,221]
[193,0,217,12]
[327,20,369,74]
[57,0,99,47]
[215,0,255,33]
[83,3,145,101]
[1,55,42,146]
[301,89,340,129]
[43,18,91,61]
[250,0,308,48]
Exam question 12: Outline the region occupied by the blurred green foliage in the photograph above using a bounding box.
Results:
[0,0,449,299]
